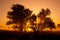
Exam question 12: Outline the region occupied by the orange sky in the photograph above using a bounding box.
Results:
[0,0,60,27]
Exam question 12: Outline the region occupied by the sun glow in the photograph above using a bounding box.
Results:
[36,17,41,24]
[25,28,34,32]
[0,26,14,31]
[22,20,33,32]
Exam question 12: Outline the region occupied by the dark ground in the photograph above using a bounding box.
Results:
[0,30,60,40]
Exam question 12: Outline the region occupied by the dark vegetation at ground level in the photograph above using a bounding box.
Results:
[0,30,60,40]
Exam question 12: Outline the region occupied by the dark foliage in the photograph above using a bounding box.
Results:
[6,4,32,31]
[37,8,56,30]
[6,4,56,31]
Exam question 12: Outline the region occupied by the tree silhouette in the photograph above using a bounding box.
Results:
[37,8,56,30]
[6,4,32,32]
[6,4,56,32]
[57,24,60,27]
[43,18,56,30]
[29,14,37,32]
[38,8,51,20]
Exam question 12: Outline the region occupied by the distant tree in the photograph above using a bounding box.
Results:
[57,24,60,27]
[6,4,32,32]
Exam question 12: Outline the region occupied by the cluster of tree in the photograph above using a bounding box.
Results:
[6,4,56,32]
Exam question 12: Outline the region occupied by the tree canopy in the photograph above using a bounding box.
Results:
[6,4,56,32]
[6,4,32,31]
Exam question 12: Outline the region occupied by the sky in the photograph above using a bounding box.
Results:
[0,0,60,27]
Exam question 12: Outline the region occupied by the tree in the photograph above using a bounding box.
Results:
[29,14,38,32]
[57,24,60,27]
[37,8,56,31]
[38,8,51,20]
[6,4,32,32]
[43,18,56,30]
[6,4,56,32]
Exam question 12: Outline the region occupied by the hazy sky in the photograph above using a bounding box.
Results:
[0,0,60,26]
